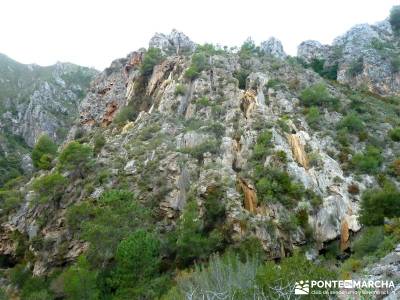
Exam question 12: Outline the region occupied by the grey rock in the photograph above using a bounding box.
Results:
[149,29,196,55]
[260,37,286,59]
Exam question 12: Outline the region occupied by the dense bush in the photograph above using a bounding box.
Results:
[389,127,400,141]
[113,105,136,126]
[75,189,149,267]
[174,84,186,96]
[233,69,250,89]
[58,141,93,178]
[140,48,164,76]
[337,113,364,134]
[62,257,98,300]
[31,134,57,170]
[308,59,338,80]
[390,5,400,32]
[32,172,67,205]
[174,201,224,267]
[359,185,400,225]
[184,52,207,80]
[299,83,338,109]
[351,146,382,174]
[255,168,304,208]
[93,133,106,154]
[112,230,162,297]
[305,106,321,129]
[352,226,384,258]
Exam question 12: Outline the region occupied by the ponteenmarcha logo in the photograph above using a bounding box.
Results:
[295,280,310,295]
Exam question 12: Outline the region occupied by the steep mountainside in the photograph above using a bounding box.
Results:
[0,54,97,185]
[0,9,400,300]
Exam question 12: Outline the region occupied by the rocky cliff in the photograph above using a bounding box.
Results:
[0,15,400,299]
[0,54,97,185]
[298,20,400,96]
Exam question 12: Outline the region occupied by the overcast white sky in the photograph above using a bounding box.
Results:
[1,0,398,70]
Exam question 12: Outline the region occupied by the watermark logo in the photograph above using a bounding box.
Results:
[293,280,395,296]
[295,280,310,295]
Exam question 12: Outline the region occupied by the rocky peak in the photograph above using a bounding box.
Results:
[297,18,400,96]
[149,29,196,55]
[260,37,286,59]
[297,40,330,64]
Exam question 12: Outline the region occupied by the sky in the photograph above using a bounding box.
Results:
[1,0,398,70]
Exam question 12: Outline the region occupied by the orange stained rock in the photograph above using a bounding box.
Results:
[340,219,350,252]
[240,89,257,118]
[287,134,309,169]
[238,178,258,213]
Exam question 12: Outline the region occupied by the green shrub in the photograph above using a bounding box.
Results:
[251,130,272,162]
[352,227,384,258]
[180,139,220,161]
[140,48,164,76]
[31,134,57,170]
[266,79,282,89]
[351,146,382,174]
[389,127,400,141]
[299,83,338,108]
[32,173,67,205]
[113,105,136,125]
[58,141,93,178]
[175,201,223,267]
[93,133,106,154]
[306,106,321,129]
[0,189,23,216]
[337,113,364,134]
[255,168,304,208]
[171,253,260,299]
[309,59,338,80]
[233,69,250,89]
[184,52,207,80]
[174,84,186,96]
[113,230,160,290]
[256,253,336,299]
[62,256,99,300]
[80,189,149,267]
[390,5,400,32]
[203,186,226,231]
[359,185,400,226]
[239,38,258,59]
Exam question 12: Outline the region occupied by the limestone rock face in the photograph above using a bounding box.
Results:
[0,54,97,185]
[149,29,196,55]
[297,40,329,64]
[297,20,400,96]
[0,56,97,146]
[1,25,398,276]
[260,37,286,59]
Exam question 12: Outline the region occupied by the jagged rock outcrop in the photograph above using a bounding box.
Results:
[149,29,196,55]
[297,40,330,64]
[260,37,287,59]
[297,20,400,96]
